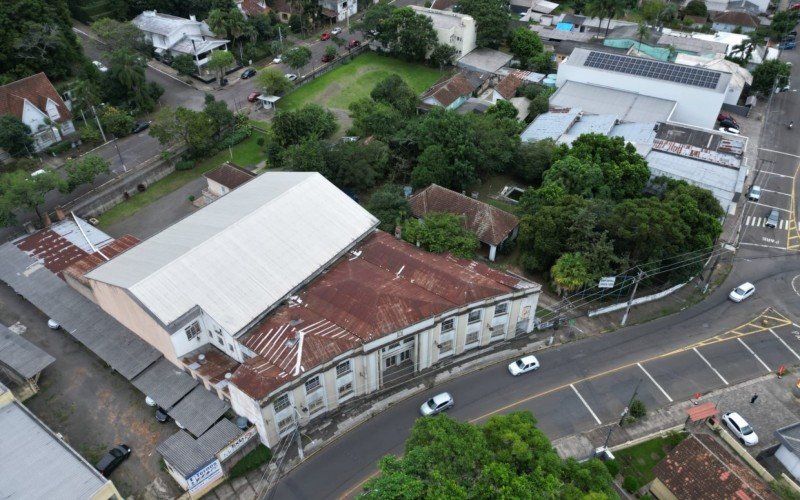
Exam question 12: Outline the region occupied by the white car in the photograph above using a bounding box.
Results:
[722,411,758,446]
[93,60,108,72]
[729,282,755,302]
[47,318,60,330]
[720,126,740,135]
[331,27,342,35]
[748,185,762,202]
[285,73,298,81]
[144,396,157,407]
[508,355,540,376]
[420,392,454,416]
[273,54,282,64]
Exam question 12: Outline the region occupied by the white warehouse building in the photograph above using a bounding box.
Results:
[557,48,732,130]
[410,6,477,57]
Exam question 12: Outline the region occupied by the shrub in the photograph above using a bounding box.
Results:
[228,444,272,479]
[623,475,640,493]
[629,399,647,419]
[175,159,195,171]
[79,125,102,144]
[46,141,74,155]
[604,459,620,477]
[188,194,196,202]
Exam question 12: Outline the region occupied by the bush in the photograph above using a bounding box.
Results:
[46,141,74,155]
[623,475,640,493]
[629,399,647,419]
[604,459,620,477]
[79,125,103,144]
[228,444,272,479]
[218,126,253,150]
[175,159,195,171]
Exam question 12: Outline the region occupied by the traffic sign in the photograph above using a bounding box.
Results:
[598,277,616,289]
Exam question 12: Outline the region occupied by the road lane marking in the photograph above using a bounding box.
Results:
[570,384,601,425]
[757,147,800,159]
[737,338,771,372]
[770,328,800,361]
[693,348,729,385]
[749,202,792,213]
[637,363,673,402]
[738,242,791,250]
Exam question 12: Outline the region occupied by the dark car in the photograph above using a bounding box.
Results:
[322,53,335,62]
[241,68,257,79]
[155,407,171,423]
[131,121,150,134]
[347,39,361,49]
[719,119,738,129]
[95,444,131,476]
[247,91,262,102]
[717,112,737,126]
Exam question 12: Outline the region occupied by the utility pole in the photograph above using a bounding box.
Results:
[113,139,127,172]
[292,407,305,460]
[620,268,645,326]
[278,26,284,51]
[602,378,643,450]
[91,105,107,142]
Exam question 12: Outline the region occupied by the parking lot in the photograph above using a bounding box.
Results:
[739,162,797,251]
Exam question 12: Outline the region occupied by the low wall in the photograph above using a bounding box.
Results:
[587,281,689,318]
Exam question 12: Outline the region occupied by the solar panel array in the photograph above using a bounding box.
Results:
[584,51,722,90]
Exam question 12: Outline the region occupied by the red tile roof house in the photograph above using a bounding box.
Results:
[650,433,776,500]
[409,184,520,262]
[0,73,76,156]
[420,73,479,111]
[201,161,256,203]
[82,172,540,448]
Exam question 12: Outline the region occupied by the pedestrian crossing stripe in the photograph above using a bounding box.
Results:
[745,216,794,230]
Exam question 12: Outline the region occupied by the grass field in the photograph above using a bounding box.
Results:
[615,432,686,484]
[279,52,446,110]
[97,133,265,227]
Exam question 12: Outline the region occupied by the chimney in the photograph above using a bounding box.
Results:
[198,354,207,364]
[55,206,65,221]
[42,212,52,228]
[189,14,197,21]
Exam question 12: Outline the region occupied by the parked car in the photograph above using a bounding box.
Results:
[92,60,108,73]
[719,119,738,129]
[322,53,335,62]
[131,121,150,134]
[273,54,282,64]
[47,319,60,330]
[720,126,740,135]
[368,29,379,37]
[241,68,257,79]
[420,392,454,416]
[766,208,780,228]
[780,41,796,50]
[729,282,755,302]
[508,355,540,376]
[247,91,262,103]
[285,73,298,81]
[717,112,737,126]
[748,185,762,202]
[321,32,331,41]
[331,27,342,35]
[721,412,758,446]
[95,445,131,476]
[347,39,361,49]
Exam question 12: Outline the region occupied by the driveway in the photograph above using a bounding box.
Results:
[0,283,181,498]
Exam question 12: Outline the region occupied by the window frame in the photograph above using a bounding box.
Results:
[442,318,455,332]
[465,330,480,345]
[185,320,201,341]
[494,302,509,317]
[336,360,352,378]
[273,394,290,413]
[305,375,321,393]
[468,310,482,324]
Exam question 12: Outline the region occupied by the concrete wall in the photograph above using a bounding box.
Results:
[776,445,800,482]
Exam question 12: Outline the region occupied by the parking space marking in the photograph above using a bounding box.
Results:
[737,338,772,372]
[693,348,729,385]
[771,328,800,361]
[759,170,795,179]
[762,188,793,196]
[739,242,789,250]
[757,147,800,158]
[637,363,673,402]
[570,384,601,425]
[748,202,792,213]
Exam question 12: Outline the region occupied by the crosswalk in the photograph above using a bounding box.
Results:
[745,215,794,230]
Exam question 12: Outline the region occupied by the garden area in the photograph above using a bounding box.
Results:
[614,432,687,494]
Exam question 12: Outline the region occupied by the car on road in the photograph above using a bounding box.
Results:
[321,32,331,41]
[729,282,755,302]
[420,392,454,416]
[241,68,257,79]
[348,39,361,49]
[780,41,796,50]
[47,319,60,330]
[92,60,108,73]
[720,126,740,135]
[766,208,780,228]
[721,411,758,446]
[285,73,298,81]
[95,444,131,476]
[508,355,540,376]
[273,54,282,64]
[247,91,262,102]
[155,407,171,423]
[322,53,335,62]
[748,185,762,202]
[331,27,342,36]
[131,121,150,134]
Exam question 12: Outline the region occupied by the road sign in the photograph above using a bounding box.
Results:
[598,277,616,289]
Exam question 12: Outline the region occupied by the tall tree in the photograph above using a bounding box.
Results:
[428,43,457,70]
[0,168,66,224]
[585,0,626,38]
[207,50,236,85]
[402,212,479,258]
[207,8,254,63]
[370,74,419,116]
[751,59,791,94]
[355,1,396,35]
[272,104,338,146]
[91,19,146,52]
[0,116,33,158]
[551,252,591,294]
[368,184,411,232]
[63,155,110,192]
[380,7,437,62]
[256,68,294,95]
[457,0,511,48]
[283,46,312,72]
[106,49,155,112]
[149,106,216,157]
[509,27,545,69]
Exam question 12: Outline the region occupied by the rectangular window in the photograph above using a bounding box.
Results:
[338,381,354,398]
[307,397,325,414]
[468,310,482,324]
[305,376,321,393]
[277,416,294,432]
[494,302,509,316]
[491,325,506,338]
[216,335,224,346]
[442,318,455,332]
[185,321,201,341]
[336,360,352,377]
[465,331,479,345]
[439,340,453,353]
[227,343,234,352]
[274,394,290,412]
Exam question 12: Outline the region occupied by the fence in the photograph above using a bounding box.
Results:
[587,280,690,317]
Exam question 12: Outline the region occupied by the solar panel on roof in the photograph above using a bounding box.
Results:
[584,51,721,89]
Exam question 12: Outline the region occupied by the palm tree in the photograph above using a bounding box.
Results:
[636,21,650,48]
[585,0,626,38]
[731,37,756,65]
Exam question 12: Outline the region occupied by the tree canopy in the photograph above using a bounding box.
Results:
[402,212,479,258]
[457,0,511,49]
[368,184,411,232]
[378,7,438,62]
[272,104,338,146]
[0,168,66,225]
[64,155,110,193]
[283,46,312,71]
[0,116,33,158]
[751,60,792,95]
[256,68,294,95]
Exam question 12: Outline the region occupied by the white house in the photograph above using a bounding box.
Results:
[410,6,477,57]
[320,0,357,23]
[132,10,229,73]
[0,73,76,155]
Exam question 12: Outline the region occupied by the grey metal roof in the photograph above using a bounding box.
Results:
[0,399,110,498]
[776,423,800,455]
[550,81,677,123]
[0,243,160,380]
[457,48,513,74]
[658,33,728,55]
[646,150,738,213]
[171,37,229,56]
[563,114,618,136]
[168,385,230,437]
[157,419,243,477]
[609,122,657,156]
[531,25,593,42]
[132,11,208,37]
[132,358,198,409]
[0,323,54,379]
[521,108,581,142]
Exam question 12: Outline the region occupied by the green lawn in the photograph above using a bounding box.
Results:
[97,133,265,227]
[615,433,687,484]
[279,52,446,110]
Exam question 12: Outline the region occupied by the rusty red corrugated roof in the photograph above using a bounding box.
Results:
[0,73,72,124]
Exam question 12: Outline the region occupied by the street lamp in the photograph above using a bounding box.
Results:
[113,139,127,172]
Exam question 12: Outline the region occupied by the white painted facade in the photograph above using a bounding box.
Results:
[20,99,75,152]
[320,0,357,22]
[410,6,477,57]
[776,445,800,481]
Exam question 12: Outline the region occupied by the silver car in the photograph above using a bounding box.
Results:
[420,392,454,416]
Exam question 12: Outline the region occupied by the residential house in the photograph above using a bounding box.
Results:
[410,6,477,57]
[408,184,520,261]
[320,0,357,23]
[83,172,540,447]
[202,162,256,203]
[421,73,477,110]
[132,10,229,73]
[775,422,800,482]
[650,433,775,499]
[236,0,268,17]
[712,11,760,33]
[0,73,76,155]
[488,73,524,104]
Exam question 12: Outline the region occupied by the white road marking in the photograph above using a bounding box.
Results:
[793,276,800,297]
[637,363,673,402]
[762,188,792,196]
[738,242,788,250]
[749,202,792,213]
[693,348,729,385]
[759,170,795,179]
[757,147,800,159]
[770,328,800,361]
[570,384,601,425]
[737,338,771,372]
